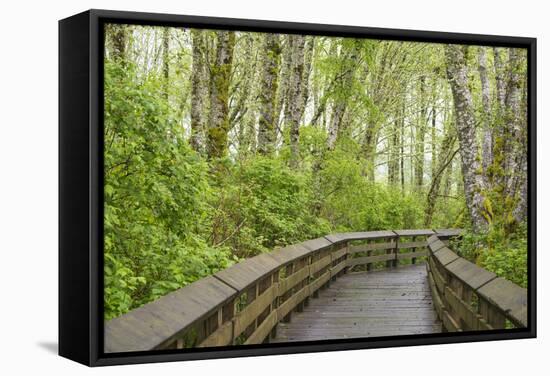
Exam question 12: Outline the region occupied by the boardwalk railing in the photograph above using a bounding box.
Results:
[426,233,527,332]
[105,228,527,353]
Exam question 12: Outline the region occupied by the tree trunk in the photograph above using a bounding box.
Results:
[162,28,170,100]
[445,45,487,232]
[504,48,523,195]
[478,47,492,183]
[414,76,427,192]
[190,30,208,153]
[326,40,361,150]
[206,31,236,159]
[257,34,281,155]
[286,35,307,168]
[424,128,457,227]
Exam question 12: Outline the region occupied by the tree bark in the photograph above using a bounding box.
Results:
[286,35,307,168]
[206,31,236,159]
[424,128,457,227]
[162,28,170,100]
[445,45,487,232]
[414,76,427,192]
[327,39,361,150]
[478,47,493,183]
[504,48,523,194]
[257,34,281,155]
[190,30,208,153]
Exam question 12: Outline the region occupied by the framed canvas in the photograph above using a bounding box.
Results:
[59,9,536,366]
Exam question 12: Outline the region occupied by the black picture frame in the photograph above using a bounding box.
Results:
[59,9,537,367]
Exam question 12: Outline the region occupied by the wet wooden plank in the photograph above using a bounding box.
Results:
[427,237,447,253]
[432,247,460,266]
[435,229,463,238]
[477,277,528,327]
[279,266,309,294]
[445,257,497,290]
[214,253,281,291]
[347,253,395,266]
[325,231,397,244]
[397,250,428,260]
[273,264,441,342]
[394,229,435,237]
[350,241,395,253]
[300,237,334,252]
[233,284,278,336]
[268,244,313,266]
[105,275,237,353]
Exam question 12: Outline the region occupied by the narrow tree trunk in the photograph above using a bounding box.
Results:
[445,45,487,232]
[430,106,437,181]
[286,35,306,168]
[424,129,457,227]
[300,37,315,124]
[478,47,492,183]
[387,118,400,185]
[400,108,406,192]
[206,31,236,159]
[326,40,361,150]
[414,76,427,192]
[190,30,208,153]
[504,49,523,195]
[162,28,170,100]
[257,34,281,155]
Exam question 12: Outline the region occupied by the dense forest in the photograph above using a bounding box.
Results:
[103,24,528,320]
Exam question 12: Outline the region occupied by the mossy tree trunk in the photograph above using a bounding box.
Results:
[206,31,236,159]
[445,44,487,232]
[285,35,307,168]
[257,34,282,155]
[477,47,493,184]
[190,30,209,153]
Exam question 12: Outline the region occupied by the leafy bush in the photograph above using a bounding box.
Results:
[453,224,527,288]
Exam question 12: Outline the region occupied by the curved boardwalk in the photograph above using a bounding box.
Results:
[273,264,441,342]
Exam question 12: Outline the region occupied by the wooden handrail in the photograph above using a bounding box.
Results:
[426,234,527,331]
[105,228,503,353]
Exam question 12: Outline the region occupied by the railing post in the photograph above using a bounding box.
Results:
[411,235,417,265]
[390,234,398,268]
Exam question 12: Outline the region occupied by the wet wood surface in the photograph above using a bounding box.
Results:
[273,264,441,342]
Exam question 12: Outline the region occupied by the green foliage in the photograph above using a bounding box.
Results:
[453,223,527,288]
[210,157,330,257]
[104,60,234,319]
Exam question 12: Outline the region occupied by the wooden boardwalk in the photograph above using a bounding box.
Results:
[273,264,442,342]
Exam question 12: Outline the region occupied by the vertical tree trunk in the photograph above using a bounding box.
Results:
[190,30,208,153]
[162,28,170,100]
[326,40,361,150]
[505,49,527,223]
[424,129,457,227]
[445,45,487,232]
[257,34,281,155]
[400,108,406,193]
[430,106,437,181]
[300,37,315,124]
[504,48,523,195]
[387,118,400,185]
[286,35,307,168]
[414,76,427,192]
[206,31,236,159]
[478,47,493,183]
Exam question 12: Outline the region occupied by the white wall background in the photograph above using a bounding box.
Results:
[0,0,546,374]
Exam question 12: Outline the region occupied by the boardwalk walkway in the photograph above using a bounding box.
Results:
[273,264,441,342]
